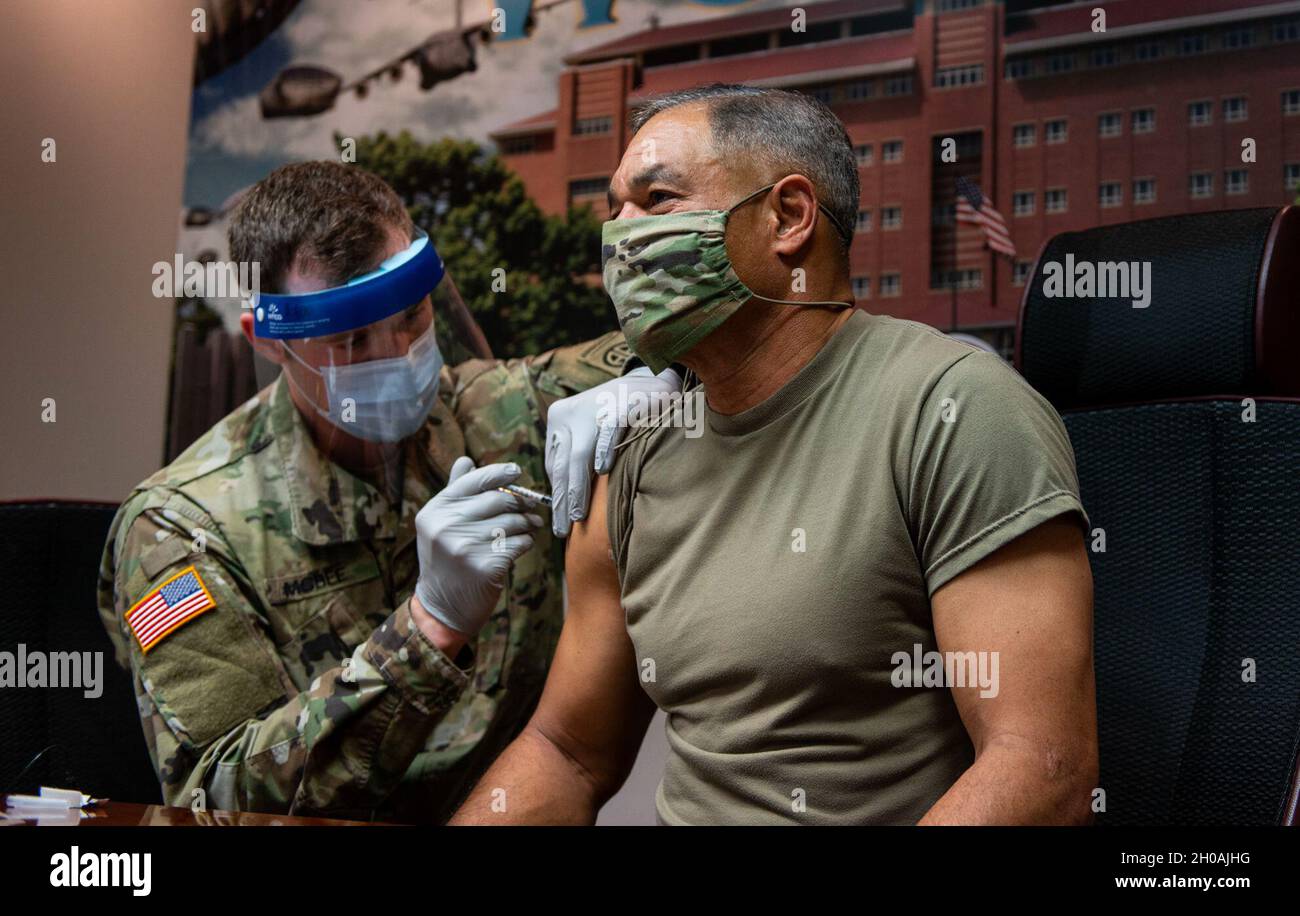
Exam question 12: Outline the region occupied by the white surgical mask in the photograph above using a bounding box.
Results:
[282,322,443,443]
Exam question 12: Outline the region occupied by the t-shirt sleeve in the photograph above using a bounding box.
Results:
[605,431,645,591]
[908,350,1089,597]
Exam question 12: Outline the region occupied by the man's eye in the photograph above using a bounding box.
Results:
[648,190,674,206]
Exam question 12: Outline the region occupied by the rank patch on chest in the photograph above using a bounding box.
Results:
[126,566,216,653]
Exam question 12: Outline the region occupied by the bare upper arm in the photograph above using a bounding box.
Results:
[528,473,656,800]
[930,515,1097,765]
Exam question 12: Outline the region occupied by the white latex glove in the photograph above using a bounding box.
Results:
[414,456,544,635]
[544,365,683,537]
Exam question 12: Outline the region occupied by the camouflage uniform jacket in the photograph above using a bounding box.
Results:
[97,333,630,823]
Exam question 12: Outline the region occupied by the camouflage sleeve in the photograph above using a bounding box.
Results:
[441,333,622,488]
[456,331,631,417]
[98,491,470,818]
[528,331,632,408]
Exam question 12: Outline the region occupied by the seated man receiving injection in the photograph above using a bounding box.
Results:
[453,85,1098,826]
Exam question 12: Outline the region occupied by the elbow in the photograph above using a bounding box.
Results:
[525,721,613,809]
[1073,751,1101,826]
[982,730,1099,825]
[1053,741,1100,826]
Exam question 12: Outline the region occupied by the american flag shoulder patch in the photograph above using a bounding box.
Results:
[126,565,216,654]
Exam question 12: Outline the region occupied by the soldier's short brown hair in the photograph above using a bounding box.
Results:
[228,161,416,293]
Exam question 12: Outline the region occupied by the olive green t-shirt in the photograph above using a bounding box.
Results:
[608,309,1088,825]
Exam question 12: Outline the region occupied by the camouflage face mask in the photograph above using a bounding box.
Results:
[601,183,853,374]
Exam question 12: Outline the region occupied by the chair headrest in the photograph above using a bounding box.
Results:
[1015,206,1300,410]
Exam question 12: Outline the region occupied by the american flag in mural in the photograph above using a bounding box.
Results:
[955,175,1016,259]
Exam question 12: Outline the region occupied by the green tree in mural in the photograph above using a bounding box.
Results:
[345,130,617,360]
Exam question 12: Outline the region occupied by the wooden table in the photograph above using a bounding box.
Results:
[0,796,380,826]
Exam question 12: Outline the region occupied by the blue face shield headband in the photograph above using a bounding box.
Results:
[252,229,445,340]
[253,229,448,443]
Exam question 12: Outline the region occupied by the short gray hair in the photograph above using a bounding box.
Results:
[630,83,859,251]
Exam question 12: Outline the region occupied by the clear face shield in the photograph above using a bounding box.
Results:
[252,229,466,445]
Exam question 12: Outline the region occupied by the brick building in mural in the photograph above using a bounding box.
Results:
[492,0,1300,350]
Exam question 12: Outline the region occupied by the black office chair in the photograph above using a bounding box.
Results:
[1015,206,1300,825]
[0,501,160,803]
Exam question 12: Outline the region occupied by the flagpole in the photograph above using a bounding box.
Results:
[990,10,999,319]
[951,190,961,335]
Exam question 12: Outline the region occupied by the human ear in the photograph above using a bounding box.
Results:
[239,311,287,366]
[770,175,818,256]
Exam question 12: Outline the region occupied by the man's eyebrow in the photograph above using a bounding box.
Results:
[630,163,685,188]
[608,163,687,212]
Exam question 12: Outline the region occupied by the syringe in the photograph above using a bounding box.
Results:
[497,484,553,506]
